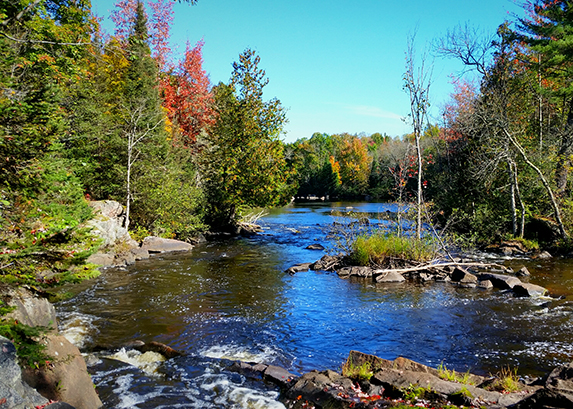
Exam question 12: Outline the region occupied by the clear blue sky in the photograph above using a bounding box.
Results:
[92,0,525,142]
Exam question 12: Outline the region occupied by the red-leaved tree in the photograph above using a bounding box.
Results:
[149,0,174,70]
[161,40,217,146]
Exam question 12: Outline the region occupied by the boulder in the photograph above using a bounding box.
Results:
[285,263,313,275]
[375,271,406,283]
[337,266,373,278]
[451,267,478,284]
[5,287,57,331]
[310,254,343,271]
[131,247,150,261]
[141,236,194,253]
[517,266,531,277]
[478,280,494,290]
[513,283,548,297]
[86,201,138,249]
[22,334,102,409]
[263,365,297,388]
[0,336,49,409]
[478,273,522,290]
[85,252,115,267]
[536,251,553,260]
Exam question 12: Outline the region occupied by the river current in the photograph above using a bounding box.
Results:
[55,202,573,408]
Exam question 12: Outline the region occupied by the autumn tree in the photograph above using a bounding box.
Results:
[161,40,216,147]
[203,49,295,229]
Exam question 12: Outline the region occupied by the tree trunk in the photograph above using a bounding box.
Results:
[503,128,568,239]
[508,159,517,237]
[555,98,573,196]
[415,133,423,240]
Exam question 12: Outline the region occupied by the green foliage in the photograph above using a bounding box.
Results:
[0,300,52,368]
[402,384,434,402]
[486,366,521,393]
[349,232,437,266]
[341,359,373,381]
[204,49,295,230]
[437,362,473,385]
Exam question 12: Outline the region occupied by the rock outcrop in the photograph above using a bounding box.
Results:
[230,351,573,408]
[4,287,58,330]
[22,335,102,409]
[0,336,48,409]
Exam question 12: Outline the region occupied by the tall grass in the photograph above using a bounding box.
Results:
[349,232,437,266]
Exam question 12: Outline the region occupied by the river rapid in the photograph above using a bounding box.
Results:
[55,202,573,408]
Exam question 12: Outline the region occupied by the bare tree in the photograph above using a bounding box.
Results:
[436,23,568,239]
[404,34,432,239]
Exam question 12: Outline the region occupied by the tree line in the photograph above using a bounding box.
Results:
[3,0,573,273]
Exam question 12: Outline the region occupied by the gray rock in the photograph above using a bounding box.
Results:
[478,280,494,289]
[5,287,57,330]
[310,254,343,271]
[141,236,194,253]
[375,271,406,283]
[513,283,548,297]
[517,266,531,277]
[478,273,522,290]
[263,365,297,388]
[0,336,48,409]
[452,267,478,283]
[22,334,102,409]
[86,201,138,249]
[337,266,373,278]
[86,252,115,267]
[536,251,553,259]
[285,263,312,274]
[131,247,150,261]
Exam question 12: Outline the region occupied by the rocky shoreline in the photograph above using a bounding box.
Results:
[229,350,573,409]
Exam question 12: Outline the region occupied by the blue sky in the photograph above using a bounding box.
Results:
[92,0,525,142]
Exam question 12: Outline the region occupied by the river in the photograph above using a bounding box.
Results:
[55,202,573,408]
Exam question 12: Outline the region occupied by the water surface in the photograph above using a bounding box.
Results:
[56,202,573,408]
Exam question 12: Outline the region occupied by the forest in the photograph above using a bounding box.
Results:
[3,0,573,281]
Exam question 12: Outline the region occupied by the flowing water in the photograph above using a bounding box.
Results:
[56,202,573,408]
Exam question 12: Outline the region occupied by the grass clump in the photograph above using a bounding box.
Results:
[341,359,374,381]
[349,232,436,266]
[438,362,473,385]
[486,366,521,393]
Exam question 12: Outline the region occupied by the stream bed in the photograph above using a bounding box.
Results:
[55,202,573,408]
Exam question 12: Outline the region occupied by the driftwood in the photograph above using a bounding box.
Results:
[374,261,506,275]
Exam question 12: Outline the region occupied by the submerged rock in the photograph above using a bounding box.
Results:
[305,243,325,250]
